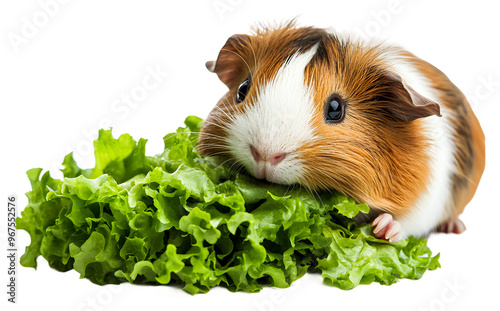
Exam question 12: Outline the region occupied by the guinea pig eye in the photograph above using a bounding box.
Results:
[236,76,251,103]
[324,94,345,123]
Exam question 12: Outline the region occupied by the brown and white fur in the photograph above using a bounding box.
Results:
[198,22,485,242]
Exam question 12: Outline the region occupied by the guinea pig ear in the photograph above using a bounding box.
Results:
[384,72,442,122]
[205,34,251,89]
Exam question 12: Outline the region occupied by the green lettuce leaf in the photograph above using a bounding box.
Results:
[17,116,439,294]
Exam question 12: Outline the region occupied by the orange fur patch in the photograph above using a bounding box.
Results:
[300,41,432,216]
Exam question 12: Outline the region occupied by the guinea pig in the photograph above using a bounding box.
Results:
[197,22,485,242]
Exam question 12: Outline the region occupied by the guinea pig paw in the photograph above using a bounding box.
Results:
[372,213,402,243]
[436,218,466,234]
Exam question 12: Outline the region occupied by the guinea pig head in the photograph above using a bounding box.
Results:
[198,24,441,211]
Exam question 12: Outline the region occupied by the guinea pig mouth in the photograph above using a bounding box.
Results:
[252,162,278,182]
[253,164,298,186]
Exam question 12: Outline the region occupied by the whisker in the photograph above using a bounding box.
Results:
[220,48,253,75]
[305,165,372,201]
[248,43,258,71]
[213,104,237,123]
[201,118,231,131]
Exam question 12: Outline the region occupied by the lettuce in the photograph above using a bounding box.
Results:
[17,116,440,294]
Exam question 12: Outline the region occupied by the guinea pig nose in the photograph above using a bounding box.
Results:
[250,145,287,165]
[250,145,261,162]
[269,153,287,166]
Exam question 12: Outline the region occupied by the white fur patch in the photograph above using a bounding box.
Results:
[226,45,319,184]
[384,50,457,238]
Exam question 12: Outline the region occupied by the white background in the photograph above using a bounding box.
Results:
[1,1,499,310]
